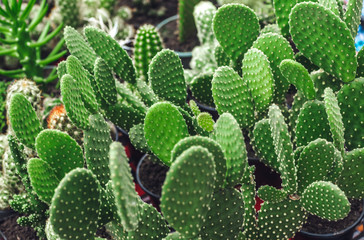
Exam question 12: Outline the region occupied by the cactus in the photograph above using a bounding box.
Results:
[55,0,80,28]
[193,1,217,45]
[178,0,202,42]
[190,73,215,107]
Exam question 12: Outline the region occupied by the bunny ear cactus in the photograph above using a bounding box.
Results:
[310,70,342,100]
[178,0,202,43]
[56,0,80,28]
[344,0,363,38]
[94,57,118,105]
[190,73,215,107]
[193,1,217,45]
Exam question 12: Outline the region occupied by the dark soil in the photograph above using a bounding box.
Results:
[138,155,169,197]
[301,199,363,234]
[0,214,38,240]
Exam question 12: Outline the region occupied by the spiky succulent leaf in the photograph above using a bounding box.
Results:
[289,2,357,82]
[295,52,319,73]
[197,112,214,133]
[319,0,341,17]
[190,73,215,107]
[301,181,350,220]
[144,102,189,166]
[311,70,342,100]
[129,123,151,154]
[109,142,140,232]
[344,0,363,38]
[289,91,306,140]
[9,93,42,149]
[214,45,231,67]
[273,0,299,36]
[161,146,216,239]
[105,221,128,240]
[178,0,201,42]
[94,57,117,105]
[357,47,364,77]
[213,4,260,63]
[136,78,159,107]
[50,168,100,240]
[57,61,67,80]
[193,1,216,45]
[257,185,286,203]
[189,100,201,117]
[212,66,254,129]
[98,181,116,228]
[148,49,186,107]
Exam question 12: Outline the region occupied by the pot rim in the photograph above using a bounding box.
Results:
[299,199,364,237]
[136,154,161,199]
[155,14,193,58]
[0,229,6,240]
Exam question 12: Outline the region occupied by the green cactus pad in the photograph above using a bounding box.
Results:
[258,199,307,239]
[357,47,364,77]
[190,73,215,107]
[134,24,163,82]
[337,78,364,150]
[261,23,281,35]
[242,48,274,114]
[311,70,343,100]
[64,26,97,73]
[178,0,201,43]
[98,181,116,228]
[319,0,342,17]
[161,146,216,239]
[50,168,100,240]
[257,185,286,203]
[197,113,214,133]
[194,1,216,45]
[301,181,350,220]
[129,123,151,154]
[28,158,59,204]
[61,74,91,130]
[296,139,338,195]
[344,0,363,38]
[214,45,231,67]
[189,100,201,117]
[57,61,67,80]
[84,114,112,187]
[109,142,140,232]
[273,0,298,36]
[211,113,247,187]
[9,93,42,149]
[128,201,169,239]
[338,148,364,199]
[279,59,316,100]
[323,87,345,154]
[171,136,226,189]
[148,49,186,107]
[213,4,260,63]
[94,58,117,105]
[144,102,189,166]
[252,119,279,172]
[269,105,296,195]
[136,78,159,108]
[199,188,244,240]
[212,66,254,129]
[295,52,319,73]
[295,100,332,147]
[289,2,357,82]
[163,232,186,240]
[252,33,294,103]
[289,91,307,139]
[35,129,84,180]
[84,26,137,85]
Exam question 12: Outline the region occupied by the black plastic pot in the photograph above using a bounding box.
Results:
[136,154,162,200]
[294,200,364,240]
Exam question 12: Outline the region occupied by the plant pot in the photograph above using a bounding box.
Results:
[156,15,194,69]
[194,100,219,121]
[293,200,364,240]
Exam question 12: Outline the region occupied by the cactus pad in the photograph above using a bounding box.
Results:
[273,0,298,36]
[212,66,254,129]
[129,123,151,154]
[344,0,363,38]
[213,4,260,63]
[197,112,214,133]
[161,146,216,239]
[257,185,286,203]
[35,129,84,180]
[289,2,357,82]
[94,58,117,105]
[193,1,216,45]
[190,73,215,107]
[50,168,100,240]
[311,70,342,100]
[357,47,364,77]
[136,78,159,107]
[9,93,42,149]
[148,49,186,107]
[144,102,189,166]
[214,45,231,67]
[301,181,350,220]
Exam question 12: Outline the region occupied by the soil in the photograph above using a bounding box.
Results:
[138,155,169,197]
[0,214,38,240]
[301,199,363,234]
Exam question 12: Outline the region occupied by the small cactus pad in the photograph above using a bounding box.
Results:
[9,93,42,149]
[28,158,60,204]
[252,119,279,172]
[109,142,140,231]
[129,123,152,154]
[257,185,286,203]
[296,139,339,195]
[279,59,316,100]
[213,4,260,63]
[197,112,214,133]
[161,146,216,238]
[64,26,97,73]
[94,58,117,105]
[84,114,112,187]
[136,78,159,107]
[258,199,307,239]
[269,105,296,195]
[301,181,350,220]
[66,55,99,113]
[84,26,137,85]
[260,23,281,35]
[252,33,294,103]
[128,201,169,239]
[319,0,342,17]
[189,100,201,117]
[57,61,67,80]
[199,188,244,239]
[98,182,116,227]
[50,168,100,240]
[211,113,247,187]
[337,78,364,150]
[60,74,91,130]
[35,129,84,180]
[214,45,231,67]
[295,100,332,147]
[338,148,364,199]
[148,49,186,107]
[242,48,274,114]
[311,70,342,100]
[324,87,345,154]
[344,0,363,38]
[190,73,215,107]
[133,24,163,82]
[289,2,357,82]
[144,102,189,166]
[171,136,226,189]
[212,66,254,129]
[193,1,216,45]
